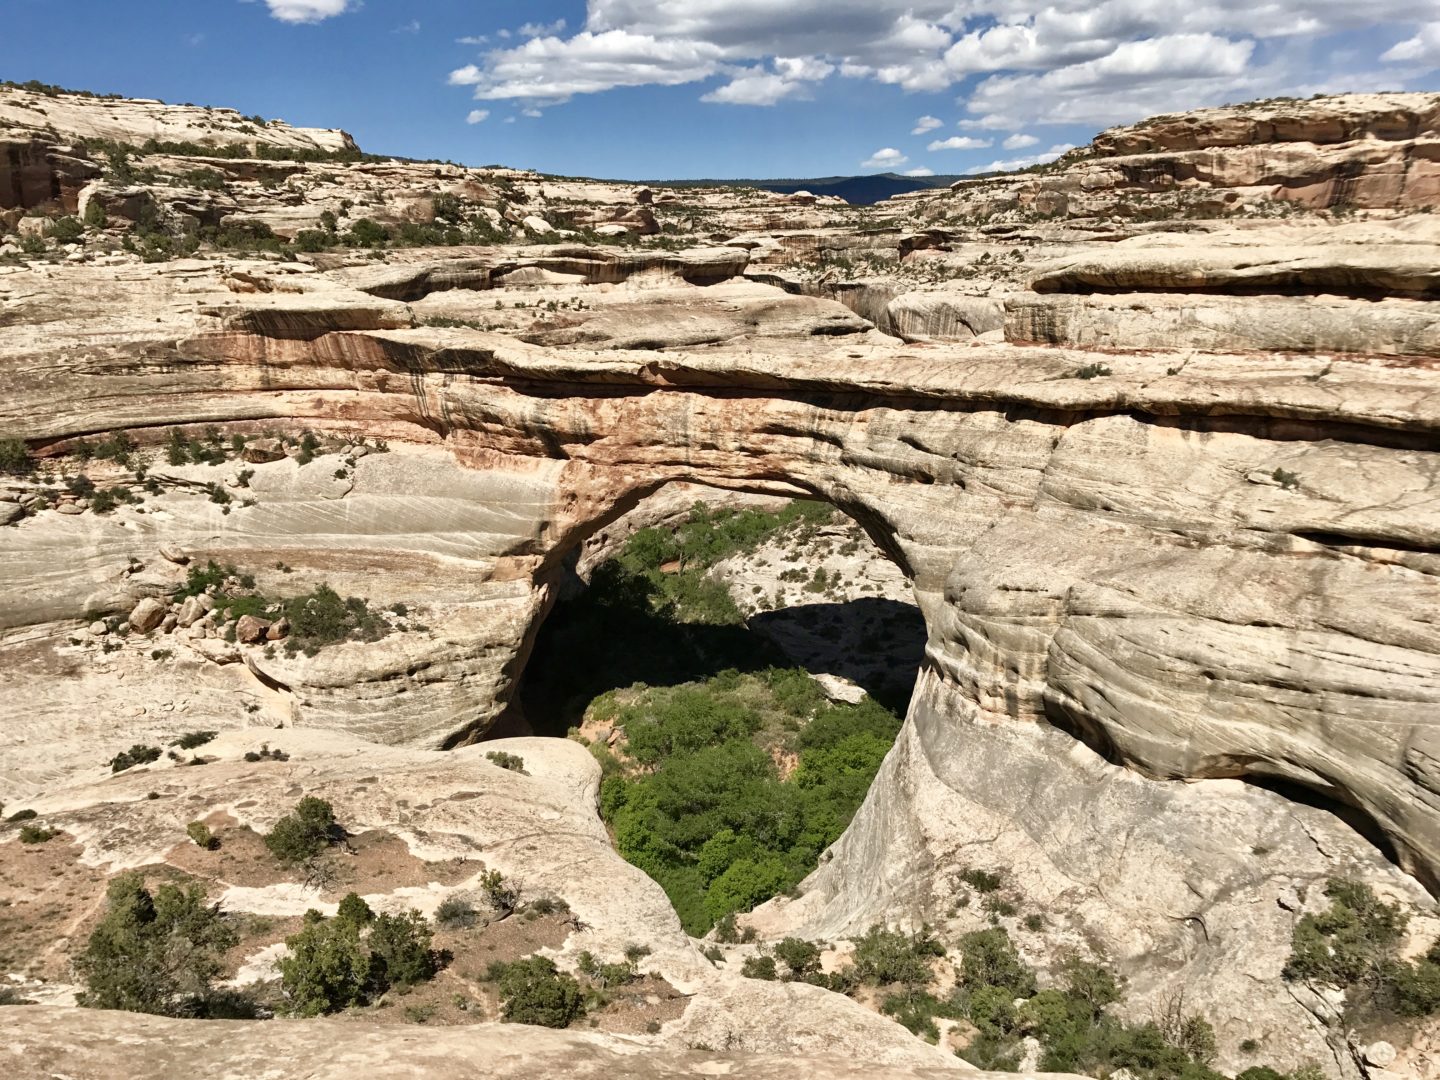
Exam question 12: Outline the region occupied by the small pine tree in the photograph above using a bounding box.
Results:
[76,872,237,1015]
[264,796,336,865]
[278,910,369,1017]
[336,892,373,927]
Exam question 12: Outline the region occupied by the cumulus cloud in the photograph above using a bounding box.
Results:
[928,135,994,151]
[1382,23,1440,65]
[1003,133,1039,149]
[904,167,936,176]
[520,19,568,38]
[701,56,834,104]
[862,147,908,169]
[450,30,726,103]
[966,143,1076,174]
[262,0,350,24]
[911,115,944,134]
[445,0,1440,124]
[466,109,490,124]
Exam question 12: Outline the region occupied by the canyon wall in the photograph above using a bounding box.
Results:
[2,88,1439,1077]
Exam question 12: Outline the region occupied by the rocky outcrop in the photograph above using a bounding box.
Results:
[0,1006,1083,1079]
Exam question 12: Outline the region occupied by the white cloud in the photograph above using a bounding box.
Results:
[1382,23,1440,65]
[1003,133,1039,149]
[960,33,1262,128]
[904,167,936,176]
[911,115,944,134]
[450,30,726,104]
[928,136,994,151]
[262,0,350,24]
[966,143,1076,174]
[466,109,491,124]
[457,35,488,46]
[862,147,908,169]
[520,19,568,38]
[701,56,834,104]
[444,0,1440,126]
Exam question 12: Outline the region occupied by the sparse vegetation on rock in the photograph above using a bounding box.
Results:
[76,872,238,1016]
[109,744,162,773]
[277,896,437,1016]
[263,796,337,866]
[485,955,586,1028]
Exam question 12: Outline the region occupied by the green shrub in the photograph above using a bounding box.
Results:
[280,585,388,652]
[83,199,108,228]
[479,869,519,916]
[366,909,436,989]
[485,750,528,774]
[336,892,374,927]
[1284,878,1407,988]
[740,954,777,980]
[7,808,37,822]
[294,229,330,252]
[186,821,218,850]
[434,895,479,930]
[346,218,390,247]
[850,925,945,989]
[173,731,217,750]
[278,910,370,1016]
[0,438,32,475]
[490,955,585,1028]
[48,216,84,244]
[110,744,162,773]
[77,872,237,1015]
[960,868,1004,893]
[1065,363,1112,380]
[19,824,58,844]
[773,937,821,980]
[957,928,1037,998]
[263,796,337,865]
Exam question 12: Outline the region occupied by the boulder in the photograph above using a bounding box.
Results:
[265,617,291,641]
[242,439,288,464]
[235,614,271,645]
[189,638,240,665]
[521,215,556,235]
[0,503,22,526]
[1363,1042,1397,1068]
[174,596,207,628]
[128,598,167,634]
[158,544,190,565]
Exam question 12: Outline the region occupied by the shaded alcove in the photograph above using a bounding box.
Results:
[500,489,927,740]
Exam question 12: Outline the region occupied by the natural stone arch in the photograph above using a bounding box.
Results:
[6,309,1438,892]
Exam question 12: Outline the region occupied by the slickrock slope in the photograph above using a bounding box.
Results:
[2,88,1439,1079]
[0,1007,1087,1080]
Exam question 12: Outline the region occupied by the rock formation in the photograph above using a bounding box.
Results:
[1,85,1438,1079]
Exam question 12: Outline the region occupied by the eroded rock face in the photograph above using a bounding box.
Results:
[0,1006,1084,1079]
[2,88,1439,1078]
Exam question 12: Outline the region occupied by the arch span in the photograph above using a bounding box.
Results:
[5,318,1438,891]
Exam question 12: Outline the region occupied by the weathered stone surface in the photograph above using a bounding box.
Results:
[127,597,167,633]
[234,614,269,644]
[0,1006,1079,1079]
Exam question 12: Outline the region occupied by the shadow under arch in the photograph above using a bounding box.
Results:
[493,479,929,740]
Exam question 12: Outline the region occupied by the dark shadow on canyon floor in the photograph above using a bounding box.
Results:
[512,573,923,739]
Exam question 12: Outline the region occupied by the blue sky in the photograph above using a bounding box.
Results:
[2,0,1438,179]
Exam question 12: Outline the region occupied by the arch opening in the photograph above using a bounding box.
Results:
[497,483,929,936]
